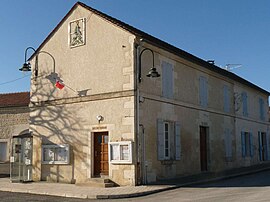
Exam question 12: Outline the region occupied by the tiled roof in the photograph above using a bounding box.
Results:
[29,1,270,95]
[0,92,30,107]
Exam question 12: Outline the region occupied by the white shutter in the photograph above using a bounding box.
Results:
[242,92,248,116]
[175,122,181,160]
[199,76,207,107]
[157,119,164,160]
[162,61,173,99]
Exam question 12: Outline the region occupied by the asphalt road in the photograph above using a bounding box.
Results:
[1,169,270,201]
[120,169,270,202]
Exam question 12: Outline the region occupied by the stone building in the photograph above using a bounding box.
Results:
[24,2,269,186]
[0,92,30,176]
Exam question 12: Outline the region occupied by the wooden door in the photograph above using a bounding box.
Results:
[94,132,109,176]
[200,126,208,172]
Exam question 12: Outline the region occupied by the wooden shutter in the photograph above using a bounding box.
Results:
[249,132,253,157]
[241,132,246,157]
[242,92,248,116]
[199,76,207,107]
[266,131,270,160]
[259,98,265,120]
[157,119,164,160]
[258,132,262,161]
[223,85,229,113]
[162,61,173,99]
[175,122,181,160]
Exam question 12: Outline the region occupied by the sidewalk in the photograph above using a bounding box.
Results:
[1,163,270,199]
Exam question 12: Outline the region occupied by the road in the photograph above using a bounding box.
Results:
[1,169,270,201]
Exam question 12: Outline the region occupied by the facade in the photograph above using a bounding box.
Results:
[27,2,269,186]
[0,92,30,176]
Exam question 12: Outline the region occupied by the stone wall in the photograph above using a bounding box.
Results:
[0,106,29,175]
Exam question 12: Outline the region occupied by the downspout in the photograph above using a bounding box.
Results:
[135,38,146,185]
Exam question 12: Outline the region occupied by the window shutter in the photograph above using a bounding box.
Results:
[223,85,229,113]
[205,79,208,106]
[157,119,164,160]
[259,98,265,120]
[199,76,207,107]
[241,132,246,157]
[175,121,181,160]
[242,92,248,116]
[249,132,253,157]
[258,132,262,161]
[162,61,173,99]
[266,132,269,160]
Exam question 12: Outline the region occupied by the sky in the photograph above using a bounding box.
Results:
[0,0,270,94]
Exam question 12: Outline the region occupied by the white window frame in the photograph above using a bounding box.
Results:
[164,122,170,160]
[109,141,132,164]
[42,144,70,164]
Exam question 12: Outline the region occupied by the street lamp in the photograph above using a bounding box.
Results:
[19,47,36,72]
[19,47,55,74]
[139,48,160,82]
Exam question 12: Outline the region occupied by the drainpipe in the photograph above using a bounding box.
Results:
[135,38,146,185]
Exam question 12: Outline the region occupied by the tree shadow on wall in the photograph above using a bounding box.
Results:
[29,73,90,184]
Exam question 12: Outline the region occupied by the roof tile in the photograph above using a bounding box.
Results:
[0,92,30,107]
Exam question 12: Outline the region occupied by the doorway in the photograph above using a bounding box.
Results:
[258,132,267,161]
[94,132,109,176]
[200,126,208,172]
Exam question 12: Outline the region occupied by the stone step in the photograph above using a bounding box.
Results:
[76,178,115,188]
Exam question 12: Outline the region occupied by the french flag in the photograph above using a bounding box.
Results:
[55,80,65,89]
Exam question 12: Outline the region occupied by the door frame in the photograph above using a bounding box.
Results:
[92,131,109,177]
[200,126,209,172]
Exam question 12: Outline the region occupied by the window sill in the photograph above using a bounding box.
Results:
[161,160,174,165]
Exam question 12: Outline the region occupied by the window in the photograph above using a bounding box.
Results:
[259,98,265,121]
[157,119,181,160]
[109,141,132,164]
[242,92,248,117]
[241,132,253,158]
[164,122,170,159]
[42,144,70,164]
[0,141,8,162]
[223,85,230,113]
[69,18,86,48]
[199,76,208,107]
[162,61,174,99]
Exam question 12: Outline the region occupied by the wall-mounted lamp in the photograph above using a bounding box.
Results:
[96,115,104,123]
[19,47,56,75]
[139,48,160,83]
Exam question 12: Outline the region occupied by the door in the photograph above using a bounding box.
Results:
[94,132,109,176]
[259,132,267,161]
[200,126,208,172]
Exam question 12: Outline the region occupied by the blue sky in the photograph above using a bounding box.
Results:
[0,0,270,93]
